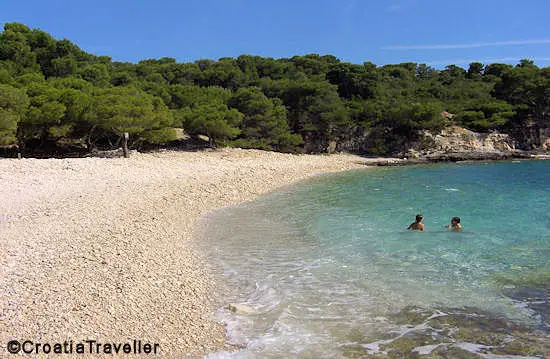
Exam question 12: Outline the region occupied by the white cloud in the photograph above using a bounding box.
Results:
[387,4,402,12]
[387,0,414,12]
[382,39,550,50]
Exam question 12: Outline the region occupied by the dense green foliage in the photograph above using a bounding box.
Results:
[0,23,548,155]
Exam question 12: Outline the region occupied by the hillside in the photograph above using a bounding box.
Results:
[0,22,549,157]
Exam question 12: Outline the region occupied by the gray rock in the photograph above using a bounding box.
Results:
[227,303,258,315]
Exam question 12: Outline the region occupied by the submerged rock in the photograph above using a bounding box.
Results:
[342,306,549,358]
[388,305,433,325]
[504,286,550,333]
[492,268,550,332]
[227,303,258,315]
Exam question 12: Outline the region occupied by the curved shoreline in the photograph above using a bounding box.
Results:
[0,149,378,357]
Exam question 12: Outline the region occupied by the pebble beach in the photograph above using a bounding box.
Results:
[0,149,374,357]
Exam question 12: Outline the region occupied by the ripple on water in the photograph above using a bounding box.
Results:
[200,161,550,357]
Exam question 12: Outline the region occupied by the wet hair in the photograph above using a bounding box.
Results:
[416,214,424,222]
[452,217,460,223]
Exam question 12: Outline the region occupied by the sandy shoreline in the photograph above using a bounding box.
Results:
[0,149,379,357]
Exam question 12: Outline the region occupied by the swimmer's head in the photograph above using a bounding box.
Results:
[416,214,424,222]
[451,217,460,224]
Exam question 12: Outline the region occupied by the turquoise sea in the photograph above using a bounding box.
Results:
[200,160,550,358]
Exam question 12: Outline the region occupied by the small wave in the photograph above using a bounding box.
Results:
[444,188,459,192]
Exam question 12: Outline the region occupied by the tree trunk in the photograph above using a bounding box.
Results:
[122,132,129,158]
[86,125,96,152]
[16,125,25,157]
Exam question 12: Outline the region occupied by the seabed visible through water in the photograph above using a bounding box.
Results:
[201,161,550,358]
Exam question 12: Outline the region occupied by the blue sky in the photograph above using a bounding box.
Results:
[1,0,549,68]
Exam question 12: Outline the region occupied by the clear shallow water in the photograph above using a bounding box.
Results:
[199,160,550,358]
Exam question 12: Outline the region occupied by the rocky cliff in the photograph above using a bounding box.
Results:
[335,124,549,160]
[408,126,517,160]
[510,124,550,151]
[412,124,550,160]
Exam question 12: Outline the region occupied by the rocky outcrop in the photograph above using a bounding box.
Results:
[276,121,548,159]
[422,126,516,153]
[511,124,550,151]
[404,125,526,161]
[334,124,541,159]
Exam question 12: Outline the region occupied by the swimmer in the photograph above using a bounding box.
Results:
[407,214,424,231]
[445,217,462,232]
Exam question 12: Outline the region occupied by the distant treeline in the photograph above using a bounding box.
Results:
[0,22,548,156]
